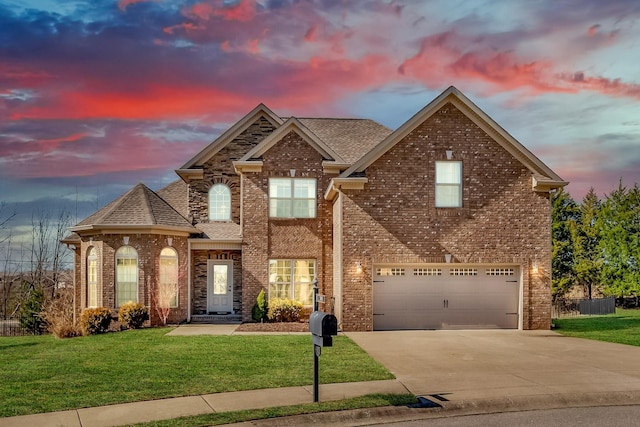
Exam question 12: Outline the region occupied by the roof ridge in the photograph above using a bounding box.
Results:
[140,184,158,225]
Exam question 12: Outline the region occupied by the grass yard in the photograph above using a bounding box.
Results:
[553,308,640,346]
[0,328,393,418]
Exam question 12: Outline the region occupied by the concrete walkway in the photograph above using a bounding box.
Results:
[5,327,640,427]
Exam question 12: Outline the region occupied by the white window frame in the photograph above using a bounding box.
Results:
[268,259,316,306]
[115,246,138,307]
[159,247,179,308]
[269,178,316,218]
[87,247,98,308]
[209,184,231,221]
[435,161,462,208]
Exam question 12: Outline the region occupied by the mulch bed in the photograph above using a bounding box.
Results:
[235,322,309,332]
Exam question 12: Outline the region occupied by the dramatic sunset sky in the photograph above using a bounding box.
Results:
[2,0,640,236]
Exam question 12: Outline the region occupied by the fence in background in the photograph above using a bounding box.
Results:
[0,318,33,336]
[553,296,616,318]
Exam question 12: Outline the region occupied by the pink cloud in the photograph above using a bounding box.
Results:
[118,0,156,12]
[185,0,257,23]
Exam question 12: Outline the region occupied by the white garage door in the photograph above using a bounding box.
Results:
[373,265,520,330]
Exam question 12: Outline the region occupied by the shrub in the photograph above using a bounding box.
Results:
[251,289,268,322]
[118,302,149,329]
[80,307,112,335]
[267,298,303,322]
[41,290,80,338]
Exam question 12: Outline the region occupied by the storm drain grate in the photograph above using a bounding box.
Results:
[407,396,442,408]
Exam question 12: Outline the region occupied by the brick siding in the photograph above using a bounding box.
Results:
[338,103,552,331]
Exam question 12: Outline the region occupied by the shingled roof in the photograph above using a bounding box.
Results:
[156,179,188,219]
[70,183,196,234]
[294,118,392,164]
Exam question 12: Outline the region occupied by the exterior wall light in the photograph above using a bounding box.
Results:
[532,261,539,274]
[445,253,452,263]
[355,262,363,274]
[290,169,296,177]
[446,150,454,160]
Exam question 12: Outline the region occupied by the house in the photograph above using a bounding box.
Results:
[62,86,567,331]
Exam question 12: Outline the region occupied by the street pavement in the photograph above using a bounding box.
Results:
[3,327,640,427]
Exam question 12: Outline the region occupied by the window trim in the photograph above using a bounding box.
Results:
[268,178,317,218]
[115,246,138,307]
[209,183,231,221]
[435,161,462,208]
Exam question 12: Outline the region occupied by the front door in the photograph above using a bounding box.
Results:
[207,260,233,313]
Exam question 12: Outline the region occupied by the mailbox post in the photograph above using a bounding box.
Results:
[309,280,338,402]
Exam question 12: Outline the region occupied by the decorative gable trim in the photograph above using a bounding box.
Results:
[324,177,368,201]
[174,168,204,182]
[342,86,567,192]
[238,118,345,164]
[178,103,283,171]
[322,161,351,175]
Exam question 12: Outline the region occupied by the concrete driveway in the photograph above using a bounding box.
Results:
[346,330,640,411]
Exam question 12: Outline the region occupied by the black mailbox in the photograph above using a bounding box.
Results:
[309,311,338,347]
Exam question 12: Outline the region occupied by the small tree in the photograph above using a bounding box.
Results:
[152,280,180,325]
[18,286,46,334]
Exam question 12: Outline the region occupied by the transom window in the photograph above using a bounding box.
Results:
[269,178,316,218]
[116,246,138,307]
[414,268,442,276]
[435,161,462,208]
[268,259,315,305]
[209,184,231,221]
[87,247,98,307]
[159,247,178,308]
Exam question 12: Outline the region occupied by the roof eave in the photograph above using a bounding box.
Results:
[532,176,570,192]
[324,177,369,201]
[68,224,196,236]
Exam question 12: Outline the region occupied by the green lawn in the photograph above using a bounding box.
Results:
[553,308,640,346]
[0,328,393,418]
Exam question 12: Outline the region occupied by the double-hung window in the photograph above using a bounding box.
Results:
[87,247,98,307]
[435,161,462,208]
[268,259,316,306]
[269,178,316,218]
[116,246,138,307]
[159,247,178,308]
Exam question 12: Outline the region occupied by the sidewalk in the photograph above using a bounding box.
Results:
[0,380,408,427]
[0,325,410,427]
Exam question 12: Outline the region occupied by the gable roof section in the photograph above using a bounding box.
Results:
[176,103,283,180]
[234,118,345,171]
[70,183,197,235]
[297,118,392,164]
[342,86,567,191]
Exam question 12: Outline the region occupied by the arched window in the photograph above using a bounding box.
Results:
[159,247,178,308]
[87,247,98,307]
[115,246,138,307]
[209,184,231,221]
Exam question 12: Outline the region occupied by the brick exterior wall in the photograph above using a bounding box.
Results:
[241,130,334,321]
[75,234,189,326]
[338,102,552,331]
[189,116,276,225]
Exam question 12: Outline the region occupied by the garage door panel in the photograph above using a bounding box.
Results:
[373,265,520,330]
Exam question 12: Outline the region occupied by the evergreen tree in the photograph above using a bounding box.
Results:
[571,188,602,298]
[597,182,640,297]
[551,189,578,298]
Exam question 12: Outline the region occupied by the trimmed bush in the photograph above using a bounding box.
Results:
[251,289,268,323]
[118,302,149,329]
[267,298,303,322]
[19,287,46,335]
[80,307,112,335]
